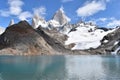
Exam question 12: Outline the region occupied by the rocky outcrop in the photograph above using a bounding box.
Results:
[36,27,70,53]
[9,19,15,26]
[52,7,70,25]
[87,28,120,54]
[32,14,48,29]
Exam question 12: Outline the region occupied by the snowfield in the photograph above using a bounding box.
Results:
[65,25,116,50]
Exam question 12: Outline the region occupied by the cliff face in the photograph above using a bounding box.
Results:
[52,7,70,25]
[100,28,120,54]
[86,28,120,55]
[0,21,56,55]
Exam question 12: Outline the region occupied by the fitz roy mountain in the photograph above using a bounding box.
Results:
[0,8,120,55]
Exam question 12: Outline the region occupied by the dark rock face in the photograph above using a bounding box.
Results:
[97,27,109,31]
[0,21,56,55]
[100,28,120,48]
[52,8,69,25]
[36,27,69,53]
[88,28,120,54]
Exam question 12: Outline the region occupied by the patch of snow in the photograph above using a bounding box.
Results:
[65,25,116,50]
[0,27,5,35]
[114,41,119,46]
[32,14,48,29]
[103,40,108,43]
[72,40,101,50]
[48,20,60,28]
[111,46,120,55]
[9,19,15,26]
[37,19,48,28]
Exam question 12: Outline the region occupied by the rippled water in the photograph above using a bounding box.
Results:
[0,55,120,80]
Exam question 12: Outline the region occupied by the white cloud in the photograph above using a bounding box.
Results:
[62,0,73,3]
[0,0,47,21]
[18,11,32,20]
[76,0,107,17]
[33,6,46,17]
[107,19,120,27]
[10,7,22,15]
[8,0,24,15]
[0,10,10,17]
[19,6,47,20]
[95,17,120,27]
[98,18,107,22]
[0,0,24,17]
[106,0,110,2]
[87,17,120,28]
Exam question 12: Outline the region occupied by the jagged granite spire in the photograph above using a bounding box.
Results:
[9,19,15,26]
[32,13,48,29]
[52,6,71,25]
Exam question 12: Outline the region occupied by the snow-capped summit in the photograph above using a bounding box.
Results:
[48,20,60,28]
[32,13,48,29]
[9,19,15,26]
[52,6,71,26]
[65,21,116,50]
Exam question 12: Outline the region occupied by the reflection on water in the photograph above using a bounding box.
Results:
[65,55,105,80]
[0,55,120,80]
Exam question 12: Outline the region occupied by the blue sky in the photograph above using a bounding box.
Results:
[0,0,120,28]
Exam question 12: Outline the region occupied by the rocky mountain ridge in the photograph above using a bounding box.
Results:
[0,8,120,55]
[0,21,56,55]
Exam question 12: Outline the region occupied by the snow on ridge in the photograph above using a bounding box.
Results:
[9,19,15,26]
[48,20,60,28]
[65,25,116,50]
[32,14,48,29]
[0,27,5,35]
[52,7,71,25]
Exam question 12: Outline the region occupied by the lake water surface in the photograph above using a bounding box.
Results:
[0,55,120,80]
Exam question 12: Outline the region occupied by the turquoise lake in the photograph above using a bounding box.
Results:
[0,55,120,80]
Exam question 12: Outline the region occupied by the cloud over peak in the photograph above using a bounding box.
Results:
[0,0,24,17]
[33,6,46,17]
[8,0,24,15]
[0,0,47,20]
[76,0,109,17]
[18,11,32,20]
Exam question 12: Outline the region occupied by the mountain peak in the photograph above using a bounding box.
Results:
[9,19,15,26]
[32,13,47,29]
[59,6,64,13]
[52,7,71,25]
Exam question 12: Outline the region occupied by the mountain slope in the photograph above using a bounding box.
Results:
[65,22,116,50]
[0,21,56,55]
[36,26,70,53]
[99,27,120,54]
